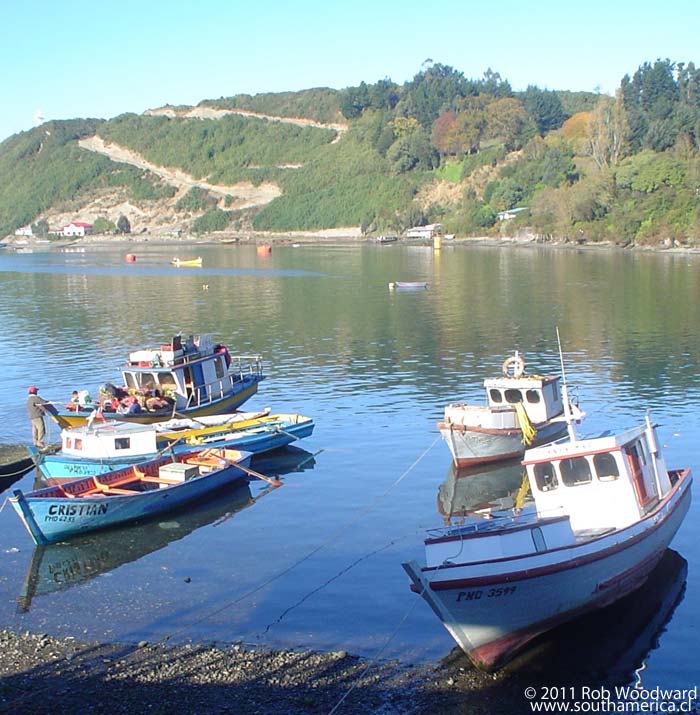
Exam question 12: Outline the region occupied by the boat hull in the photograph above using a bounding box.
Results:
[438,419,568,467]
[33,418,314,479]
[53,379,261,428]
[11,454,253,545]
[404,473,691,670]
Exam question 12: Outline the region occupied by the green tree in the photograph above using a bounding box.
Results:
[522,86,568,135]
[117,214,131,234]
[31,218,49,237]
[93,217,115,233]
[485,97,535,149]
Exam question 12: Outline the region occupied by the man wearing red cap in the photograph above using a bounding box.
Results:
[27,386,51,451]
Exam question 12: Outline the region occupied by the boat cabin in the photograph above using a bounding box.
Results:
[484,374,564,424]
[61,423,158,460]
[122,334,263,411]
[523,418,673,533]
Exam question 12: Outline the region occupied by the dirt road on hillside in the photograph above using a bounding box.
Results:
[144,105,348,140]
[78,136,281,208]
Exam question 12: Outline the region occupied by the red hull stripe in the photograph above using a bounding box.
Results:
[468,549,664,670]
[426,474,691,590]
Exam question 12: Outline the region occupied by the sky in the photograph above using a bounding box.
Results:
[2,0,699,143]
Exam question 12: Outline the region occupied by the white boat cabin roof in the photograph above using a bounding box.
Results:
[521,418,674,533]
[61,422,158,458]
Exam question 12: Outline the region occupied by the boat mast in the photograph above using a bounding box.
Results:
[556,327,578,442]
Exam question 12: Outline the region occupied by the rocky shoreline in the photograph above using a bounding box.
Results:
[3,227,700,254]
[0,629,530,715]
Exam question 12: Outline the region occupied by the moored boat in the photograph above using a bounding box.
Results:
[50,333,264,428]
[438,351,583,467]
[404,413,692,671]
[171,256,202,267]
[388,281,428,290]
[11,448,254,544]
[30,412,315,479]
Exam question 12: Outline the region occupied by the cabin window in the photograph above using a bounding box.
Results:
[74,438,83,450]
[636,441,647,465]
[534,462,558,491]
[504,389,523,404]
[124,373,138,390]
[489,389,503,403]
[593,452,619,481]
[214,356,225,379]
[525,389,541,404]
[560,456,592,486]
[544,382,560,402]
[114,438,131,450]
[65,437,73,449]
[531,527,547,552]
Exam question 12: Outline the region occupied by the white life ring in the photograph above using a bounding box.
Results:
[502,354,526,378]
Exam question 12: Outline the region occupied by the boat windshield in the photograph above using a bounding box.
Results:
[124,371,177,393]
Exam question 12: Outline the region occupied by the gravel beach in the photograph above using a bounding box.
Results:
[0,629,529,715]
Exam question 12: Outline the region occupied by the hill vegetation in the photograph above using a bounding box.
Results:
[1,59,699,245]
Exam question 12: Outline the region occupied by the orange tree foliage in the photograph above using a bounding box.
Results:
[432,111,459,155]
[561,112,593,140]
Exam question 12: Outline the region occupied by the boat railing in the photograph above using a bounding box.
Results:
[227,354,264,379]
[182,355,264,409]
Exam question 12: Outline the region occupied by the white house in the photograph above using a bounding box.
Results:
[14,225,33,236]
[405,223,443,239]
[497,207,528,221]
[61,221,93,237]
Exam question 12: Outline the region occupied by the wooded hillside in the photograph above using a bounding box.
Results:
[2,59,699,245]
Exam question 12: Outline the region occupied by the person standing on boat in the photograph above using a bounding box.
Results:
[26,386,51,451]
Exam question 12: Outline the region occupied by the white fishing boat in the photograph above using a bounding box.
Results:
[404,410,692,670]
[438,352,584,467]
[29,411,314,479]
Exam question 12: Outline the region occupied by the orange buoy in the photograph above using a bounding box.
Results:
[257,244,272,255]
[125,253,136,262]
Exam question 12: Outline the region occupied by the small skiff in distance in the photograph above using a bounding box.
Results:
[11,448,254,545]
[171,257,203,267]
[388,281,428,290]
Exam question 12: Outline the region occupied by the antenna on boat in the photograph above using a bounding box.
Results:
[556,327,578,442]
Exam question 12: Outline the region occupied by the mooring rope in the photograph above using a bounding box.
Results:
[0,435,441,714]
[164,434,441,642]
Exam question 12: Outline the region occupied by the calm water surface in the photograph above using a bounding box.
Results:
[0,243,698,692]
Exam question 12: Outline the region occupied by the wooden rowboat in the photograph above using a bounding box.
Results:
[11,448,253,544]
[30,412,314,480]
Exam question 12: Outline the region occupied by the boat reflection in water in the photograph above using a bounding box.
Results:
[18,446,317,612]
[503,548,688,683]
[438,460,526,525]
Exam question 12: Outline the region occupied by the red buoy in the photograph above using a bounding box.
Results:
[125,254,136,262]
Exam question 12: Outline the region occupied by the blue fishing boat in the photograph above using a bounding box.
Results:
[50,333,264,428]
[30,413,315,479]
[11,448,255,545]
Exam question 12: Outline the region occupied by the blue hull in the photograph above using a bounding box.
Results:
[34,420,314,480]
[11,454,253,545]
